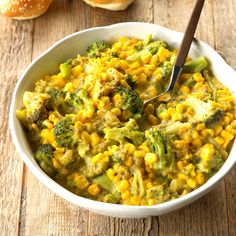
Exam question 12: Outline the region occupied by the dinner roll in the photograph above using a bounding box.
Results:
[0,0,53,19]
[83,0,134,11]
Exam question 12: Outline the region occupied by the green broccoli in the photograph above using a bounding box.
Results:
[157,121,191,135]
[111,152,122,164]
[54,117,75,148]
[35,144,54,175]
[65,89,94,115]
[104,190,121,204]
[46,88,67,114]
[87,40,110,58]
[146,185,171,203]
[196,144,224,177]
[162,61,173,80]
[185,96,224,125]
[125,74,136,88]
[114,86,144,118]
[104,119,144,146]
[84,156,110,178]
[145,128,166,170]
[56,149,80,170]
[23,91,49,123]
[182,56,208,73]
[183,76,196,88]
[60,59,72,78]
[127,35,168,61]
[203,69,217,101]
[131,168,145,197]
[93,174,114,191]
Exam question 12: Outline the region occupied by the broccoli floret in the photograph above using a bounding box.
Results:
[104,190,121,204]
[182,56,208,73]
[56,149,80,170]
[23,91,49,123]
[131,168,145,197]
[87,40,110,58]
[54,117,75,148]
[60,59,72,78]
[114,86,144,118]
[125,74,136,88]
[66,89,95,116]
[157,121,191,135]
[104,119,144,146]
[111,152,122,164]
[46,88,67,114]
[93,174,114,191]
[145,128,166,170]
[127,35,168,61]
[162,61,173,80]
[35,144,54,176]
[196,144,224,176]
[203,70,217,101]
[146,185,171,203]
[183,76,196,88]
[84,156,110,178]
[185,96,224,125]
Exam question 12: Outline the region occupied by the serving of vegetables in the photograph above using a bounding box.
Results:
[16,35,236,206]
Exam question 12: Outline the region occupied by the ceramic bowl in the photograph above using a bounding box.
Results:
[9,22,236,218]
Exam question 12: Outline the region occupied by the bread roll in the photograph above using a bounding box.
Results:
[0,0,53,19]
[83,0,134,11]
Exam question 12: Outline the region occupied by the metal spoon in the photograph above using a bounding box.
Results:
[144,0,205,105]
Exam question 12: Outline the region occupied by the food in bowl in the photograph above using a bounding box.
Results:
[16,34,236,206]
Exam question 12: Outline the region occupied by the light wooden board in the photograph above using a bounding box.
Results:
[0,0,236,235]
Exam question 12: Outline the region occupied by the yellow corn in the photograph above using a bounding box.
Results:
[88,184,101,196]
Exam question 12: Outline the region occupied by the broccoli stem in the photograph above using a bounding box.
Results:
[93,174,113,192]
[182,56,208,73]
[60,59,72,78]
[203,70,217,101]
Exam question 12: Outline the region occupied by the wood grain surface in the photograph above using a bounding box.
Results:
[0,0,235,235]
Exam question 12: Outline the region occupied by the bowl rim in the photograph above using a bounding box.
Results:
[9,22,236,216]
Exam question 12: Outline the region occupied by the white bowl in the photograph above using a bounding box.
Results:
[9,22,236,218]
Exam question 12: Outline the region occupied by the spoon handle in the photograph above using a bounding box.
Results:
[175,0,205,67]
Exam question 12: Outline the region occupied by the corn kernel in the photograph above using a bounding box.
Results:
[52,158,62,169]
[111,107,122,116]
[145,153,158,164]
[119,180,130,192]
[134,150,146,158]
[187,178,197,188]
[221,130,234,140]
[159,111,170,120]
[88,184,101,196]
[125,157,133,167]
[150,55,159,65]
[121,190,130,200]
[130,195,140,205]
[141,199,148,206]
[90,133,101,146]
[41,129,55,143]
[196,173,205,185]
[114,175,121,183]
[196,123,205,131]
[148,199,157,206]
[141,53,152,64]
[81,131,91,144]
[139,146,150,152]
[181,86,190,94]
[177,161,184,170]
[144,104,154,116]
[74,175,89,189]
[92,153,103,164]
[148,115,159,125]
[215,136,225,145]
[107,168,115,180]
[176,104,185,113]
[125,143,136,155]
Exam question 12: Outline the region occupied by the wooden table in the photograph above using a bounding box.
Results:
[1,0,236,235]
